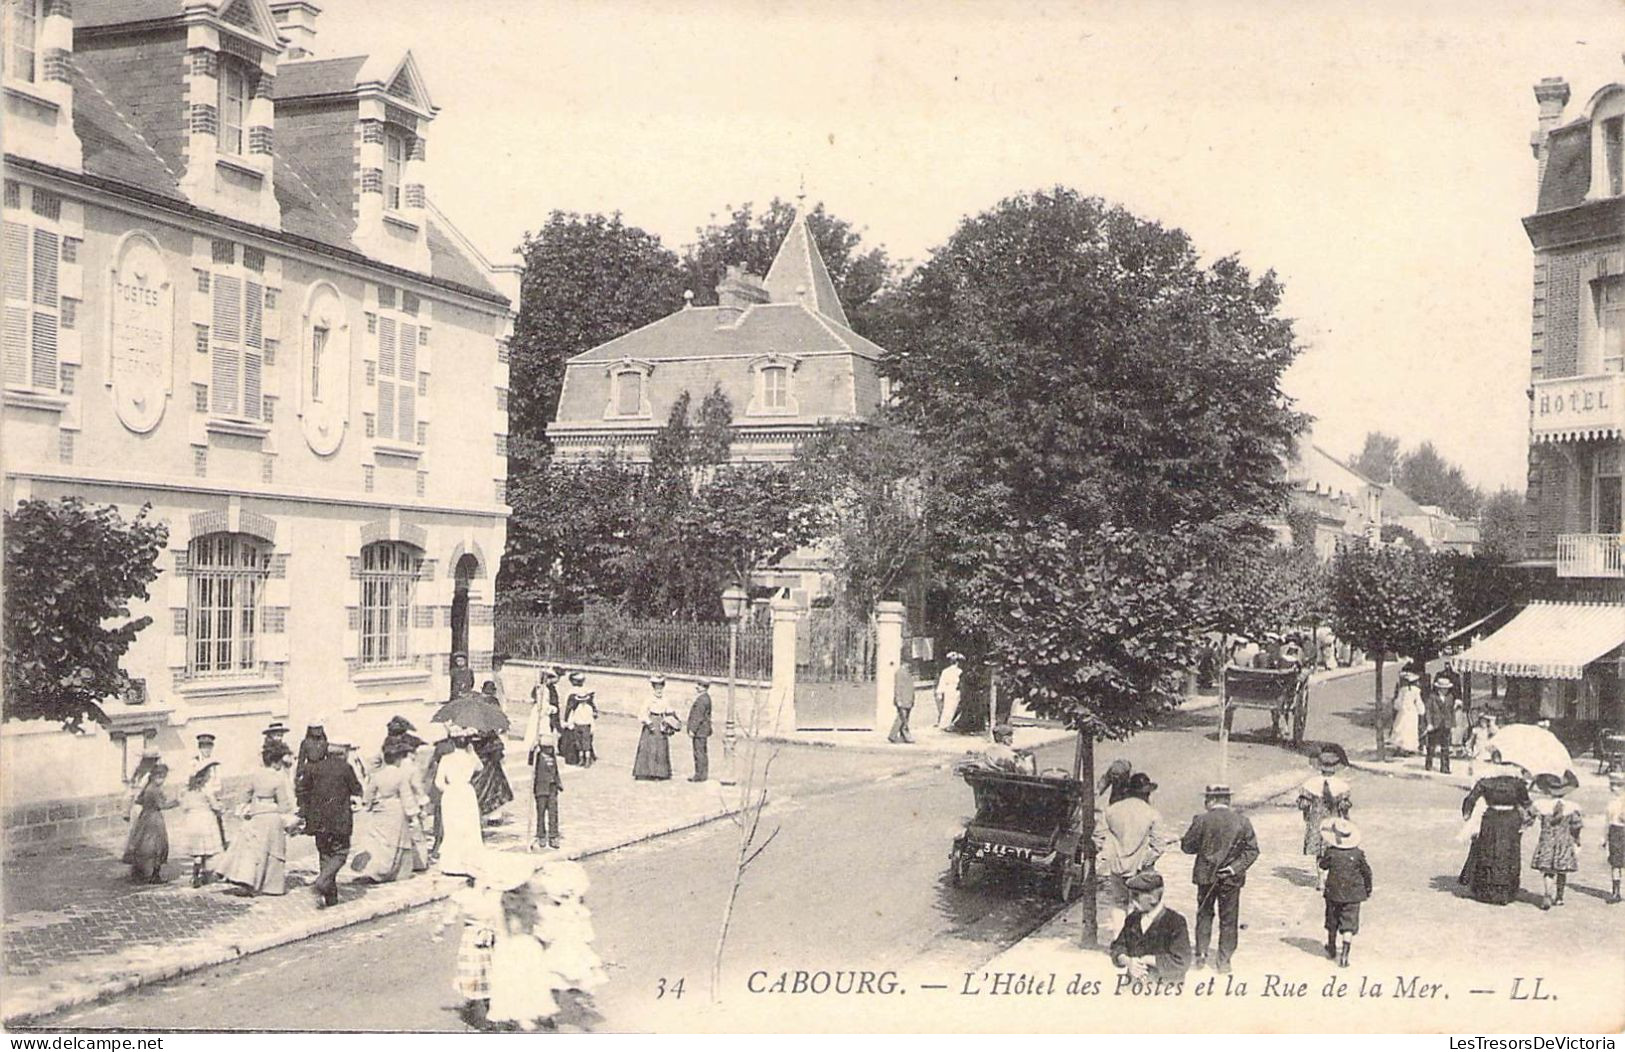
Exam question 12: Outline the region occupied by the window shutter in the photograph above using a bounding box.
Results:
[30,311,56,389]
[3,225,26,300]
[3,307,26,386]
[398,322,417,439]
[31,229,57,308]
[212,342,240,414]
[243,344,263,420]
[213,274,242,342]
[377,316,397,439]
[245,280,263,349]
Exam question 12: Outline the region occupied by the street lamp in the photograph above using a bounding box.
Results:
[720,585,749,787]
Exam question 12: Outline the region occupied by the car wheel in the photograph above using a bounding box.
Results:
[950,849,968,887]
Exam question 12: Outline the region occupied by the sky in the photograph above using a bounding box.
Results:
[314,0,1625,494]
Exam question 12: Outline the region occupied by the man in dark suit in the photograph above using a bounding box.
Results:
[1180,783,1260,973]
[687,680,714,782]
[297,741,363,908]
[1109,871,1191,984]
[1424,677,1454,773]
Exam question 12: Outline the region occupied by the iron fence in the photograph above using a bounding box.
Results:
[496,614,772,680]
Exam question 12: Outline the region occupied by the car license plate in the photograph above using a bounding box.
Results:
[983,843,1032,860]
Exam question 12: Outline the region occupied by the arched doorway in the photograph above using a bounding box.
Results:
[450,553,479,658]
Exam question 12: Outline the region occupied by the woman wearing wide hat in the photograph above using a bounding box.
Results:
[632,674,680,781]
[1458,760,1535,905]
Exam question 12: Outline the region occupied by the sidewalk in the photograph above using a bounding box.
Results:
[977,758,1625,1032]
[0,713,914,1026]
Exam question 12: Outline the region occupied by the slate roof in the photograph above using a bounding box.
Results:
[1538,119,1592,213]
[74,0,185,28]
[274,56,369,99]
[567,303,883,365]
[764,214,849,325]
[59,56,501,301]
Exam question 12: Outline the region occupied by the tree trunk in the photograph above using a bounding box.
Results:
[1074,730,1098,948]
[1373,653,1386,762]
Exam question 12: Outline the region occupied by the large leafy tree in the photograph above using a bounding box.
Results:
[1329,540,1458,759]
[1478,488,1527,563]
[684,199,892,323]
[4,498,169,729]
[497,453,639,614]
[1350,431,1401,485]
[792,420,938,617]
[501,212,687,605]
[884,188,1305,939]
[1396,441,1483,519]
[505,210,687,469]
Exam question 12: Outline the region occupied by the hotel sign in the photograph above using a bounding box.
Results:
[108,233,173,434]
[1531,373,1625,444]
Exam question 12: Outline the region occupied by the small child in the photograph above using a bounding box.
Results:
[173,761,225,887]
[529,738,564,852]
[1606,771,1625,905]
[435,870,503,1030]
[1530,774,1583,910]
[568,692,598,768]
[1317,817,1372,969]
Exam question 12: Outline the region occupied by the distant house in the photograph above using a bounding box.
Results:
[1276,442,1383,559]
[548,213,887,463]
[1382,487,1480,554]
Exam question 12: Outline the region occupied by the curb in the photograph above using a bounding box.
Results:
[2,806,744,1027]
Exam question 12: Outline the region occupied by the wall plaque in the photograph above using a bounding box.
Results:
[108,233,174,434]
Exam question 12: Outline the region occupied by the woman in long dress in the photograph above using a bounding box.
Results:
[632,677,679,781]
[1390,671,1425,754]
[351,740,423,883]
[1459,764,1535,905]
[124,764,178,883]
[173,761,226,887]
[436,736,485,877]
[216,742,295,896]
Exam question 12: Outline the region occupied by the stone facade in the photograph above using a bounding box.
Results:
[2,0,519,853]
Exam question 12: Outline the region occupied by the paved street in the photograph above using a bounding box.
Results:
[29,671,1383,1032]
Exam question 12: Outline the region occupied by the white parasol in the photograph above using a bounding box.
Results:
[1487,724,1574,781]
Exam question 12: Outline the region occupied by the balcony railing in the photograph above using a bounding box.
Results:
[1556,533,1625,578]
[1531,373,1625,444]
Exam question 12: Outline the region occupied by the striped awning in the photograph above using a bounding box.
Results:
[1455,602,1625,681]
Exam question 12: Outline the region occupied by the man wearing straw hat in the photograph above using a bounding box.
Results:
[1180,783,1259,974]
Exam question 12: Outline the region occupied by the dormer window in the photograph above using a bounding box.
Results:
[4,0,40,83]
[218,60,250,157]
[761,366,789,410]
[384,130,406,211]
[616,370,642,416]
[1604,117,1623,198]
[746,354,799,416]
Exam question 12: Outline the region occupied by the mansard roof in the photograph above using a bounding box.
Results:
[567,302,885,366]
[60,52,498,301]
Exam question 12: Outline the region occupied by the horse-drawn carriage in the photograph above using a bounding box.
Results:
[1221,664,1311,747]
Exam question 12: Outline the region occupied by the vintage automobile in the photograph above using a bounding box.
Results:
[948,768,1088,901]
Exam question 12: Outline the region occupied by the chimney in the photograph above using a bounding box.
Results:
[270,1,322,60]
[1530,76,1570,191]
[714,264,768,327]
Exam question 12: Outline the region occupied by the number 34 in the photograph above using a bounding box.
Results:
[656,977,685,1000]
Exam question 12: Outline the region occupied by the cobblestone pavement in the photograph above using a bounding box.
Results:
[0,714,927,1023]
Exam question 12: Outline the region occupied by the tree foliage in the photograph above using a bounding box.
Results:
[506,211,687,466]
[3,498,169,729]
[684,198,893,322]
[1203,542,1331,642]
[1350,431,1401,484]
[1329,541,1458,665]
[884,187,1307,737]
[1396,441,1483,519]
[793,420,938,616]
[1478,488,1527,563]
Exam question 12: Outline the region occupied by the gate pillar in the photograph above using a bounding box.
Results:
[769,597,801,734]
[874,601,907,731]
